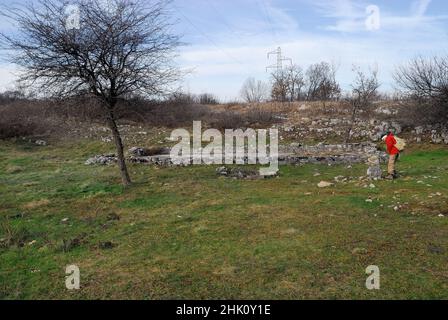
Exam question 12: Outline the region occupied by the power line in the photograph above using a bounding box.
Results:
[258,0,278,44]
[170,3,244,65]
[206,1,243,41]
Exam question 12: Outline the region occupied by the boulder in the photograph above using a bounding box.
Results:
[317,181,334,188]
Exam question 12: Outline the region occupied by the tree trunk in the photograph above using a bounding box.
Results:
[106,108,131,186]
[345,102,358,143]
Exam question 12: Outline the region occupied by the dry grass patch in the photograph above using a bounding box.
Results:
[22,199,51,210]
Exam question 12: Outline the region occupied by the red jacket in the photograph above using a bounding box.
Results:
[385,134,399,155]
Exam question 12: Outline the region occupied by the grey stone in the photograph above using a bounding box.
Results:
[85,154,117,165]
[35,140,47,146]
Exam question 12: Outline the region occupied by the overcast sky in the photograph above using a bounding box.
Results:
[1,0,448,101]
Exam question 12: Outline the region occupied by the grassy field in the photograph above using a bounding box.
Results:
[0,139,447,299]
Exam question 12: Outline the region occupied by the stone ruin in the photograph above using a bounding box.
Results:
[277,142,387,167]
[85,142,387,180]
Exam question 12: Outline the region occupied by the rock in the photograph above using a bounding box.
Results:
[365,199,373,203]
[35,140,47,146]
[428,245,444,254]
[318,181,334,188]
[99,241,115,250]
[415,126,424,135]
[216,166,229,176]
[367,165,383,180]
[129,147,151,157]
[216,167,262,179]
[366,155,382,180]
[107,213,120,221]
[100,137,112,143]
[61,238,81,252]
[85,154,117,165]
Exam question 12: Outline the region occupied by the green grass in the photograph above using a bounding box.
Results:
[0,139,447,299]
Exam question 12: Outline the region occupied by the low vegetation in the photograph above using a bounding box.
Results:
[0,140,447,299]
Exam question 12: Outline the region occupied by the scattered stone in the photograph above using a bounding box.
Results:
[85,154,117,165]
[365,199,373,203]
[35,140,47,146]
[216,167,228,176]
[216,166,264,179]
[428,245,444,254]
[129,147,151,157]
[318,181,334,188]
[61,218,69,224]
[61,238,81,252]
[101,137,112,143]
[99,241,115,250]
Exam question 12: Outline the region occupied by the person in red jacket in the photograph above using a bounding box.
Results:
[382,132,400,179]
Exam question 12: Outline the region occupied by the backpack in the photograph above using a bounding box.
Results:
[395,136,406,151]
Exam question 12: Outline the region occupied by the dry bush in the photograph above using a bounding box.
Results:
[210,107,282,130]
[0,100,62,139]
[395,100,447,128]
[0,96,285,140]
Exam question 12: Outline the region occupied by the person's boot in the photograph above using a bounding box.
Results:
[385,174,394,180]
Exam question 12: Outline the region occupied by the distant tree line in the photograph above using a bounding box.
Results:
[240,61,341,103]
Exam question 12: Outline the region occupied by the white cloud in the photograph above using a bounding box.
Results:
[0,65,18,91]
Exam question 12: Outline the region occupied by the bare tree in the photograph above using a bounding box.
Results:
[346,65,380,142]
[305,62,340,103]
[0,0,182,186]
[240,77,269,103]
[198,93,219,105]
[285,64,305,102]
[394,56,448,124]
[270,70,288,102]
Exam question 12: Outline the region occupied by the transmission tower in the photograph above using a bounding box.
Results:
[266,47,292,73]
